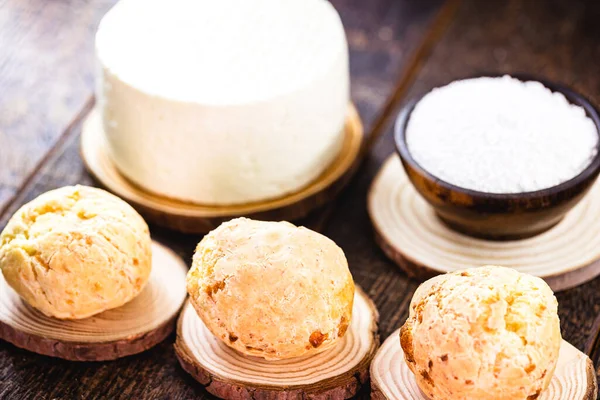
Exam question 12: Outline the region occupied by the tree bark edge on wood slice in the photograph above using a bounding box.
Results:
[0,241,188,361]
[0,316,175,362]
[81,103,364,234]
[174,287,380,400]
[367,155,600,292]
[370,328,598,400]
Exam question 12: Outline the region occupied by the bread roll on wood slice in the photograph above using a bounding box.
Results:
[0,242,188,361]
[371,329,597,400]
[175,287,379,400]
[371,268,597,400]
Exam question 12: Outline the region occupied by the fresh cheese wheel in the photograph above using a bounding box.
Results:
[95,0,349,205]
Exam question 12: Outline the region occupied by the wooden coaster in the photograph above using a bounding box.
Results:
[371,328,597,400]
[368,155,600,292]
[81,104,364,234]
[174,288,379,400]
[0,242,188,361]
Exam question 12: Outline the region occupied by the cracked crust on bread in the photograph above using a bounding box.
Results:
[400,266,561,400]
[186,218,355,360]
[0,185,151,319]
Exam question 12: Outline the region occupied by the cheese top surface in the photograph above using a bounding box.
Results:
[96,0,346,105]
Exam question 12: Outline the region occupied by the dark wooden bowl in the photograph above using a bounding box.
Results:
[394,76,600,240]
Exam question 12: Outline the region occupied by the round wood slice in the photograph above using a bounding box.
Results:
[371,328,597,400]
[81,104,364,234]
[174,287,379,400]
[368,155,600,292]
[0,241,188,361]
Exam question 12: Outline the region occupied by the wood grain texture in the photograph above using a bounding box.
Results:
[393,83,600,240]
[175,289,379,400]
[368,155,600,292]
[322,0,600,391]
[0,0,445,398]
[81,105,363,233]
[370,329,598,400]
[5,0,600,398]
[331,0,447,130]
[0,242,187,361]
[0,0,117,214]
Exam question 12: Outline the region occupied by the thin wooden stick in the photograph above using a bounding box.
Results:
[311,0,461,233]
[361,0,461,157]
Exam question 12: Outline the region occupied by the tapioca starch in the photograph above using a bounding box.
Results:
[406,75,598,194]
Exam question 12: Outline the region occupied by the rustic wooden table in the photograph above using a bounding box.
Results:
[1,0,600,398]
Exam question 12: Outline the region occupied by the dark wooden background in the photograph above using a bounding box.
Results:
[1,0,600,398]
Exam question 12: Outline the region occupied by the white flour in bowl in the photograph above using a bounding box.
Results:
[406,75,598,193]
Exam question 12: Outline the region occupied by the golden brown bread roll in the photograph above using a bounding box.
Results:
[0,185,152,319]
[186,217,355,360]
[400,266,561,400]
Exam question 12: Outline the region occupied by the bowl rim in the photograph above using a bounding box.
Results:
[394,73,600,200]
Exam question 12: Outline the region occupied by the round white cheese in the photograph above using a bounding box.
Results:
[95,0,349,205]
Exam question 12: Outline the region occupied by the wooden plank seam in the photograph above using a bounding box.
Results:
[0,96,96,223]
[312,0,461,232]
